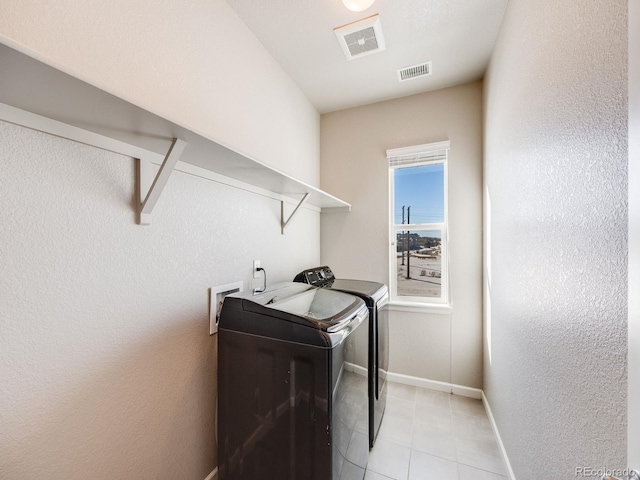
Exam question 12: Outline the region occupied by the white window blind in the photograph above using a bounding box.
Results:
[386,140,450,168]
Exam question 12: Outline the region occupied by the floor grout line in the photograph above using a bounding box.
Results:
[365,382,508,480]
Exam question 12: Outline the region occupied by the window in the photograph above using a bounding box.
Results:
[387,141,449,304]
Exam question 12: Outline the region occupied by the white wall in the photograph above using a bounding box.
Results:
[321,82,484,389]
[483,0,628,478]
[0,0,320,186]
[628,0,640,469]
[0,1,323,478]
[0,121,320,479]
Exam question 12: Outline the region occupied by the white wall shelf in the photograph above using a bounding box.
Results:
[0,42,351,228]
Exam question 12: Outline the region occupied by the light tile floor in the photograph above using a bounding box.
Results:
[364,382,508,480]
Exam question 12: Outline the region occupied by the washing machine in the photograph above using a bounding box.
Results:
[294,267,389,448]
[217,282,370,480]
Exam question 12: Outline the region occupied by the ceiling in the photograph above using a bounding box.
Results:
[226,0,508,114]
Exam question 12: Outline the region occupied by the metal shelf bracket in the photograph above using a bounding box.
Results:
[138,138,187,225]
[281,193,309,234]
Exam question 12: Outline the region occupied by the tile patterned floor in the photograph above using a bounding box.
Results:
[363,382,508,480]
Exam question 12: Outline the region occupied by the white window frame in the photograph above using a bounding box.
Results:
[387,141,450,306]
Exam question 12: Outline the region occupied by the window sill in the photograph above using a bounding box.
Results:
[386,301,452,315]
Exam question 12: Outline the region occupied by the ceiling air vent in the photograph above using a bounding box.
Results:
[334,14,386,61]
[398,62,432,82]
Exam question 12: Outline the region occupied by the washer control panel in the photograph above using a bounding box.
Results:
[293,266,335,288]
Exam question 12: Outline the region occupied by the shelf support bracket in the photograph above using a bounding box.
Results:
[138,138,187,225]
[281,193,309,234]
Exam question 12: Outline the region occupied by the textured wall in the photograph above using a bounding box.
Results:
[320,82,483,388]
[0,0,320,186]
[0,122,320,479]
[483,0,628,478]
[628,0,640,468]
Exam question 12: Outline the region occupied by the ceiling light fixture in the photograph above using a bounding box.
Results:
[341,0,376,12]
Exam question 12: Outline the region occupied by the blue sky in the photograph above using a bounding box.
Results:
[393,163,444,224]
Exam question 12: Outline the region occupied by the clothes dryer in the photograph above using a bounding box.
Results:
[294,267,389,448]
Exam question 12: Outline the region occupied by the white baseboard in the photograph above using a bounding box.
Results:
[345,361,367,377]
[204,467,217,480]
[386,371,483,400]
[482,392,516,480]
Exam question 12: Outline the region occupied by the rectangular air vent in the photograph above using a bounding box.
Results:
[398,62,432,82]
[334,14,386,61]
